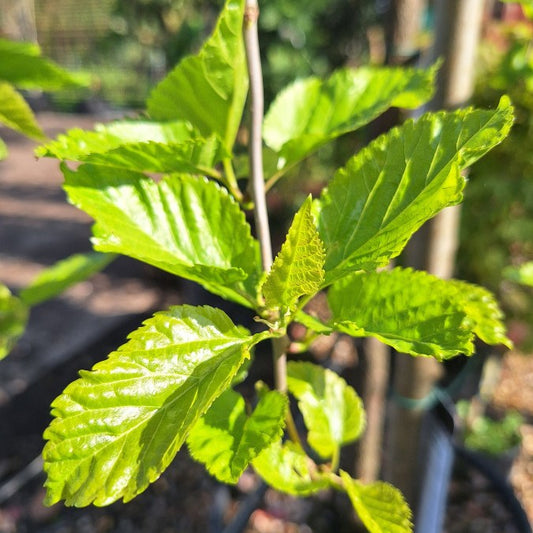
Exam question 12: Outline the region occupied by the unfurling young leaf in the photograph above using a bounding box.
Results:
[253,440,331,496]
[0,284,29,360]
[317,97,514,284]
[43,305,257,507]
[62,164,261,307]
[187,388,287,484]
[340,471,413,533]
[287,361,365,459]
[20,252,115,306]
[261,197,325,318]
[328,268,511,360]
[146,0,248,151]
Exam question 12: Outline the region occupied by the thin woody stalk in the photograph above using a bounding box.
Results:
[243,0,302,445]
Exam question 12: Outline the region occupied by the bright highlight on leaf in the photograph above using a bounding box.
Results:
[287,361,365,459]
[253,440,331,496]
[20,252,115,306]
[187,388,287,483]
[146,0,248,151]
[261,197,325,317]
[328,268,511,360]
[62,165,261,307]
[340,471,413,533]
[263,64,437,181]
[0,284,29,360]
[43,305,254,507]
[317,97,514,284]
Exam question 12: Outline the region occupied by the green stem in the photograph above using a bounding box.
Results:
[222,158,244,203]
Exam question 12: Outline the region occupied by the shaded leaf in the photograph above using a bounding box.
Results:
[20,252,116,306]
[0,37,86,89]
[0,82,44,140]
[43,305,256,506]
[318,97,514,284]
[261,197,325,316]
[287,361,364,459]
[253,440,330,496]
[63,165,261,307]
[0,284,29,360]
[263,64,436,179]
[328,268,478,360]
[187,388,286,483]
[340,471,412,533]
[146,0,247,150]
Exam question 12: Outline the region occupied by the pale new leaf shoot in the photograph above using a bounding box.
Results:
[0,82,45,140]
[0,284,29,360]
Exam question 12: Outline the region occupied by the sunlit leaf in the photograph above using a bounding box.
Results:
[261,197,325,317]
[43,305,257,506]
[287,361,364,459]
[340,471,412,533]
[0,82,44,140]
[0,284,29,360]
[318,97,514,284]
[263,64,437,180]
[0,137,7,160]
[253,440,330,496]
[20,252,116,306]
[0,37,86,89]
[146,0,247,150]
[504,262,533,287]
[328,268,492,360]
[187,388,286,483]
[62,164,261,307]
[36,120,200,160]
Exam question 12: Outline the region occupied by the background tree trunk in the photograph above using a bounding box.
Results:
[0,0,37,42]
[384,0,486,512]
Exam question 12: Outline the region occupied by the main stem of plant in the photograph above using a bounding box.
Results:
[243,0,289,396]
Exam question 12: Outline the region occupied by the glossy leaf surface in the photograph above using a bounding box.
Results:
[43,305,254,506]
[187,388,286,483]
[318,97,514,283]
[63,165,261,307]
[146,0,247,150]
[328,268,511,360]
[261,197,325,316]
[0,284,29,360]
[287,361,364,458]
[253,440,330,496]
[0,82,44,140]
[263,65,436,178]
[340,471,412,533]
[20,252,115,306]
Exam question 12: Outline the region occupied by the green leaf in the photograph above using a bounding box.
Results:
[0,137,7,160]
[43,305,256,507]
[0,284,29,360]
[328,268,475,360]
[0,82,44,140]
[447,280,512,349]
[261,197,325,317]
[253,440,330,496]
[62,164,261,307]
[0,37,85,89]
[263,64,436,179]
[19,252,116,306]
[318,97,514,284]
[36,120,200,160]
[287,361,365,459]
[504,262,533,287]
[187,388,287,484]
[340,471,412,533]
[146,0,248,150]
